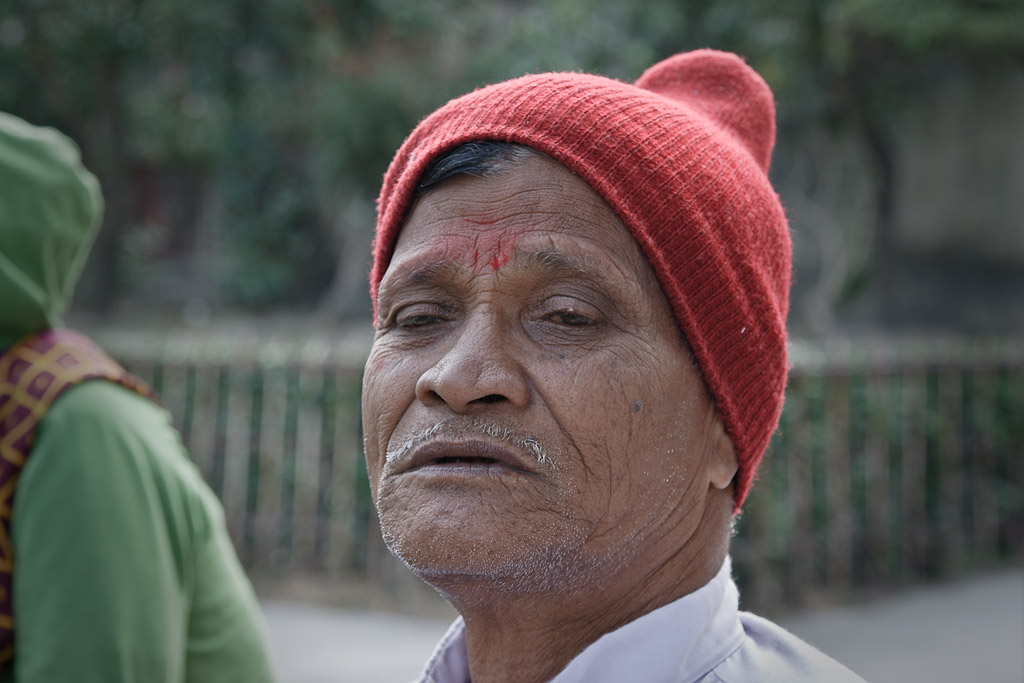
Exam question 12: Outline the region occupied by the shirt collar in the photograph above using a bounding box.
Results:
[419,557,743,683]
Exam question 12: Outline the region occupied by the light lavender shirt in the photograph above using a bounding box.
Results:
[417,558,866,682]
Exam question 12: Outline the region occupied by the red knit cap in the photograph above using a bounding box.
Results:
[371,49,791,512]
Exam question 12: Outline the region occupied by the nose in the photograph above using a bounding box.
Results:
[415,316,530,412]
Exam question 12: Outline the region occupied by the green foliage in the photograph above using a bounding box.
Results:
[1,0,1021,313]
[835,0,1024,56]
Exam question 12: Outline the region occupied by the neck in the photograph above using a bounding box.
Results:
[432,494,733,683]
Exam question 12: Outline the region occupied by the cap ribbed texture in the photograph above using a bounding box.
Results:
[371,50,791,511]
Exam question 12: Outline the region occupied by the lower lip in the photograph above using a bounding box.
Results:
[403,461,528,477]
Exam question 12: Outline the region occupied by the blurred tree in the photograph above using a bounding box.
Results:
[1,0,150,312]
[1,0,1021,328]
[823,0,1024,327]
[1,0,340,311]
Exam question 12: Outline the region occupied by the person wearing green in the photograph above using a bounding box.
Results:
[0,112,276,682]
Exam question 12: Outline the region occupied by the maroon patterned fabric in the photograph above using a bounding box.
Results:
[0,329,155,666]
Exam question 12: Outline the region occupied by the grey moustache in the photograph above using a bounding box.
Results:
[385,418,552,466]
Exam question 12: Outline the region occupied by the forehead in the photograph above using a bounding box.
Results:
[385,153,656,287]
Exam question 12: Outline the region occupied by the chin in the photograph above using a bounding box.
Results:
[378,511,598,597]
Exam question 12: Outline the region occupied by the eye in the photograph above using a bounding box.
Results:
[539,295,602,329]
[399,313,443,328]
[549,309,595,327]
[397,313,442,327]
[388,302,454,330]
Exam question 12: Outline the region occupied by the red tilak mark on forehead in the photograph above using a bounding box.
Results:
[435,228,522,272]
[489,252,509,270]
[480,232,517,271]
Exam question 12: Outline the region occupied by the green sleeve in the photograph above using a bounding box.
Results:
[9,381,275,683]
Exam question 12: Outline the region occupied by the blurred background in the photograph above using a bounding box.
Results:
[1,0,1022,680]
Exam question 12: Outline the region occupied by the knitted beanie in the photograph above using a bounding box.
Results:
[371,49,791,512]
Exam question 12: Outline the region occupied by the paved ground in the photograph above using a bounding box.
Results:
[778,568,1023,683]
[261,567,1023,683]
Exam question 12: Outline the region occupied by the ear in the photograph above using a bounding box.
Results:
[706,411,738,491]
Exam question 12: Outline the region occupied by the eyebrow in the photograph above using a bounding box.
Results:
[389,259,459,289]
[375,258,460,314]
[436,248,602,282]
[518,248,597,279]
[377,244,643,327]
[379,245,631,308]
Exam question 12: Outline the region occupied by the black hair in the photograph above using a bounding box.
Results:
[414,141,537,197]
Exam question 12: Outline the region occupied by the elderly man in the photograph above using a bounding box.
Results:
[362,50,864,682]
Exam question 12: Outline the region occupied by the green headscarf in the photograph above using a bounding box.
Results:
[0,112,103,346]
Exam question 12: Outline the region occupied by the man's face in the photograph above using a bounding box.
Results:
[362,153,732,594]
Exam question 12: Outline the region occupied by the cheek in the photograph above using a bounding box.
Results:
[361,348,422,465]
[546,366,641,493]
[548,354,699,504]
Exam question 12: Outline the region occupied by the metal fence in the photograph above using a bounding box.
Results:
[96,330,1024,611]
[735,338,1024,610]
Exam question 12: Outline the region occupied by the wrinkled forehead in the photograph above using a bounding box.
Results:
[381,150,665,304]
[384,143,627,269]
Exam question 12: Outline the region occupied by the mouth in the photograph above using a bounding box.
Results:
[397,439,538,476]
